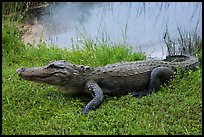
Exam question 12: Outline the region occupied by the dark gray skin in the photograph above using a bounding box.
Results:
[16,55,199,114]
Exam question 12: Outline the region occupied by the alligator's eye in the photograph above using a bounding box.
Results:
[47,63,55,68]
[47,63,66,69]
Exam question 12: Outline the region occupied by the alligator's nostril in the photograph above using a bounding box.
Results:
[16,68,25,74]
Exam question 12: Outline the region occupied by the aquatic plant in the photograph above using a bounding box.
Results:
[163,24,202,57]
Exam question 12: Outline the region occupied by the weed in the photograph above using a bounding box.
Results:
[163,24,202,58]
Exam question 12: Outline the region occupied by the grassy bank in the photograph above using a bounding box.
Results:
[2,7,202,135]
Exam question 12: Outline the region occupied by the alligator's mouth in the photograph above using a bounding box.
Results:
[17,67,50,78]
[16,67,68,85]
[19,71,63,80]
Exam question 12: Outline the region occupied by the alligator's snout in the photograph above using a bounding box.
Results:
[16,68,26,74]
[16,68,25,74]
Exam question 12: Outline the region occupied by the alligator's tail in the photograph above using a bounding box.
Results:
[164,55,199,71]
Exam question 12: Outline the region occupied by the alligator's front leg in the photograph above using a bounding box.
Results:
[132,67,174,97]
[82,80,104,114]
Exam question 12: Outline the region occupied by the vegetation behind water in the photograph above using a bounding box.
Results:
[2,2,202,135]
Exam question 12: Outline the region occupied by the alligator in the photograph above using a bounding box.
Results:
[16,55,199,114]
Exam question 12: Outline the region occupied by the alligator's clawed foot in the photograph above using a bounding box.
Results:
[82,108,89,114]
[82,106,95,114]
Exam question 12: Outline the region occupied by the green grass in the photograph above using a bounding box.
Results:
[2,17,202,135]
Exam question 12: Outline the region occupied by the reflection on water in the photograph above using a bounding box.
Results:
[23,2,202,59]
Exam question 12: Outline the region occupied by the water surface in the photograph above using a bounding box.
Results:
[24,2,202,59]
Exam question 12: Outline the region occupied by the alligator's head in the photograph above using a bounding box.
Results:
[16,60,86,87]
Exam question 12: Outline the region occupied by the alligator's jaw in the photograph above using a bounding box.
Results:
[16,67,46,80]
[16,66,69,86]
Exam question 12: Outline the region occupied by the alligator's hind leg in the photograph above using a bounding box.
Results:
[132,67,174,97]
[82,80,104,114]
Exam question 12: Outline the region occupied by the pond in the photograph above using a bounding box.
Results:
[23,2,202,59]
